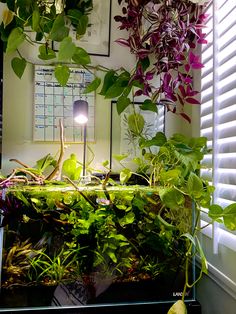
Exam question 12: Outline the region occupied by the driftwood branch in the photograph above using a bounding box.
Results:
[0,120,65,186]
[9,159,30,168]
[63,176,98,209]
[46,119,65,181]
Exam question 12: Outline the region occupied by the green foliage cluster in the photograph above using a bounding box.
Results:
[0,0,95,84]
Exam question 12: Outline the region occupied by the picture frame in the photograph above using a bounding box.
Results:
[53,0,111,57]
[110,101,165,172]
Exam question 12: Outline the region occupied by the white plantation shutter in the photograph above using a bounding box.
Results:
[200,0,236,251]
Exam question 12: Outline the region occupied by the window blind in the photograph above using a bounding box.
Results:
[200,0,236,250]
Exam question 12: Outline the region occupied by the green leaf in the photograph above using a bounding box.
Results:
[159,188,185,209]
[105,84,125,99]
[84,77,101,93]
[140,57,150,72]
[122,85,132,97]
[196,237,208,274]
[113,154,128,162]
[6,27,26,54]
[49,14,69,42]
[76,15,89,36]
[100,70,117,96]
[58,37,76,61]
[104,71,130,98]
[11,57,26,79]
[181,233,208,274]
[128,113,145,135]
[167,300,187,314]
[32,9,40,32]
[35,32,44,42]
[120,168,132,184]
[160,169,181,185]
[116,96,131,115]
[157,214,175,230]
[38,45,56,60]
[106,250,117,263]
[181,232,196,246]
[54,65,70,86]
[208,204,223,221]
[187,172,204,199]
[223,203,236,231]
[14,191,30,207]
[140,99,158,113]
[67,9,82,24]
[190,136,207,149]
[36,154,55,173]
[72,47,91,65]
[102,160,109,167]
[62,154,82,180]
[119,212,135,227]
[139,132,167,148]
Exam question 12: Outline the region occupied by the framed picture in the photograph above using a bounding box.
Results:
[110,101,165,172]
[53,0,111,56]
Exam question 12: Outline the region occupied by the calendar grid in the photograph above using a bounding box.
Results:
[34,65,95,143]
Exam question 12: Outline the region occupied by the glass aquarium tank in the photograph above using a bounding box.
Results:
[0,184,197,312]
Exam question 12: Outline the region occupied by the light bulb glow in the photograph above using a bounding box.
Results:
[74,114,88,124]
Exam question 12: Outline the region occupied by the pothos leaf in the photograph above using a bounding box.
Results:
[223,203,236,231]
[72,47,91,65]
[54,65,70,86]
[84,77,101,94]
[128,113,145,135]
[167,300,187,314]
[58,37,76,61]
[120,168,132,184]
[49,14,69,42]
[6,27,26,54]
[113,154,128,162]
[140,99,158,113]
[38,45,56,60]
[116,96,131,115]
[99,70,117,96]
[76,14,89,36]
[187,172,204,199]
[11,57,27,79]
[159,188,185,209]
[32,9,40,32]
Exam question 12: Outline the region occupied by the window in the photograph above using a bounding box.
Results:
[200,0,236,252]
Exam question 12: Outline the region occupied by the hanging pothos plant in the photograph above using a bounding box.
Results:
[0,0,106,86]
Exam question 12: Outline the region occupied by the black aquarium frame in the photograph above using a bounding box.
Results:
[0,301,201,314]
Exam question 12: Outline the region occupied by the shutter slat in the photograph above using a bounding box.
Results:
[200,0,236,241]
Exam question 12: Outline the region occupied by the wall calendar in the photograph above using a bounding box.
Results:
[34,65,95,143]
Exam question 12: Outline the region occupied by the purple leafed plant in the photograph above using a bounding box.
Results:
[115,0,208,122]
